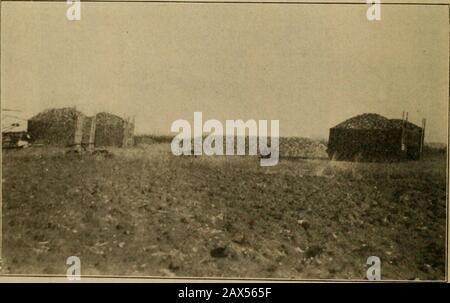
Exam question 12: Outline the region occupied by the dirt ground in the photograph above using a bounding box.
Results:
[1,145,447,280]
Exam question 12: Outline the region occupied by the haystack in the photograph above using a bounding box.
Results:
[28,108,84,146]
[328,113,423,161]
[94,112,126,147]
[333,113,391,129]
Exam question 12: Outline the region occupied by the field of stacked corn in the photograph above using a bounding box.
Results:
[1,142,447,280]
[134,136,328,159]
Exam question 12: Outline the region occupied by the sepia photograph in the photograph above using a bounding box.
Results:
[0,0,448,283]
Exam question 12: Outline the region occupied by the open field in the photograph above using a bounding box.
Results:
[1,145,447,280]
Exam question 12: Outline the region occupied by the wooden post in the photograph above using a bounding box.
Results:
[131,115,135,146]
[88,114,97,151]
[122,116,129,148]
[401,111,406,152]
[420,118,426,159]
[404,112,409,154]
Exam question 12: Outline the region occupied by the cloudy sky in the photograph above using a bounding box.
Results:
[1,2,448,142]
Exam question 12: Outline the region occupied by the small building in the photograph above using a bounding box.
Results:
[327,113,424,161]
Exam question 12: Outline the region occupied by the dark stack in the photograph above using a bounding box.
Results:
[28,108,83,146]
[94,112,126,147]
[328,113,424,162]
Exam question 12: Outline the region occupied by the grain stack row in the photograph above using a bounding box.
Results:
[27,108,134,147]
[186,136,327,159]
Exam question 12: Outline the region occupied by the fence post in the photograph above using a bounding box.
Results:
[400,111,406,153]
[74,113,84,151]
[420,118,426,160]
[88,114,97,151]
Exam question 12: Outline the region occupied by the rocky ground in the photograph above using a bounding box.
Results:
[1,145,447,280]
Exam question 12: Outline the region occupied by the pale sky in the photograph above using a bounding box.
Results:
[1,2,448,142]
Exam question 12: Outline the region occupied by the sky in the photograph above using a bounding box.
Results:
[1,2,448,142]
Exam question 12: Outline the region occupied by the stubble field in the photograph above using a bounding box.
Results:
[1,144,447,280]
